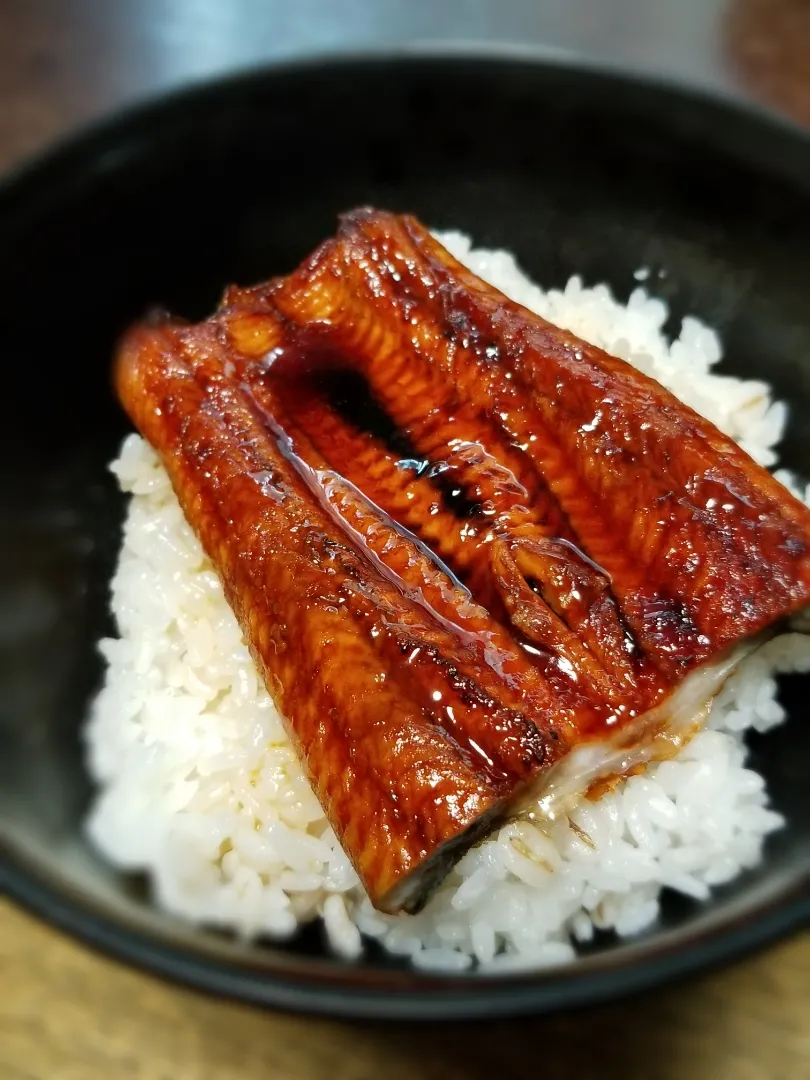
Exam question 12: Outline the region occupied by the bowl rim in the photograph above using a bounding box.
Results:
[2,39,810,198]
[3,849,808,1020]
[1,45,809,1020]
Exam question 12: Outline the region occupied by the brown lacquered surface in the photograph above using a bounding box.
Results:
[273,210,810,684]
[3,2,810,1073]
[116,309,569,912]
[726,0,810,127]
[117,211,810,912]
[0,0,802,175]
[3,899,809,1080]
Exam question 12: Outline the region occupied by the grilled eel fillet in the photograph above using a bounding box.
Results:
[115,209,810,913]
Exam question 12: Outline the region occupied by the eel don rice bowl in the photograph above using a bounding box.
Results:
[84,214,810,973]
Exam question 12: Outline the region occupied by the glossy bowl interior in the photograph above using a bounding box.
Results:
[1,55,809,1019]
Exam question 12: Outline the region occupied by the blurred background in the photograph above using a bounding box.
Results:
[0,0,808,174]
[1,2,808,1079]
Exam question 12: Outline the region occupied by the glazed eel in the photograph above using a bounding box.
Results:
[115,210,810,912]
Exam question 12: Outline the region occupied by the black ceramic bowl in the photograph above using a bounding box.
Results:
[1,53,809,1020]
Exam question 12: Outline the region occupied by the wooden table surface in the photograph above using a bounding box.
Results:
[2,899,808,1080]
[1,3,808,1078]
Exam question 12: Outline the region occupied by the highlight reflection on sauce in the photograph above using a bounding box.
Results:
[115,209,810,912]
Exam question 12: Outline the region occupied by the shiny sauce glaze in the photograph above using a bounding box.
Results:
[115,210,810,911]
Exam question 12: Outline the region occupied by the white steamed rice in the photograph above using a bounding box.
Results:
[83,233,810,972]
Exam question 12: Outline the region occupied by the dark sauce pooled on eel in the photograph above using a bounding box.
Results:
[115,210,810,912]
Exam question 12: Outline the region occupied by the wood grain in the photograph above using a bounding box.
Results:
[2,2,809,1078]
[1,902,808,1080]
